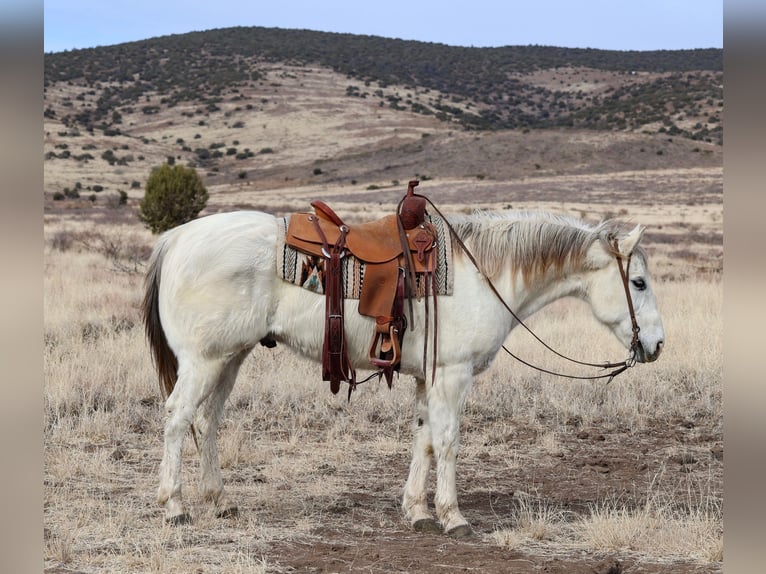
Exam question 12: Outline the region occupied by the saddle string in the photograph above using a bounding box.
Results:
[395,184,439,384]
[417,194,640,382]
[309,215,356,394]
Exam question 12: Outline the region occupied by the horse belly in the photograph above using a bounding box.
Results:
[268,283,375,367]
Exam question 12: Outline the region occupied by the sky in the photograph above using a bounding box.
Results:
[43,0,723,54]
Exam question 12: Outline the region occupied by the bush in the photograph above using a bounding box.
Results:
[138,164,208,234]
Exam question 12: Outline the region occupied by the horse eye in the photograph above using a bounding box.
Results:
[631,278,647,291]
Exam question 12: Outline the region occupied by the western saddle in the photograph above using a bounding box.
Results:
[284,180,438,397]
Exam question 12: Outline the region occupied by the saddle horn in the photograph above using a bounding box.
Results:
[399,180,426,230]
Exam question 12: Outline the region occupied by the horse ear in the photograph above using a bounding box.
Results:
[617,224,645,256]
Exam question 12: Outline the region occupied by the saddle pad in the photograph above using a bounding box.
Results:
[276,213,454,298]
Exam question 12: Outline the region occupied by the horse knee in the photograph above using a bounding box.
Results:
[430,424,459,458]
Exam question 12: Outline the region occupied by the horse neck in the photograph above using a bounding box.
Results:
[508,266,587,322]
[453,212,598,321]
[494,219,595,320]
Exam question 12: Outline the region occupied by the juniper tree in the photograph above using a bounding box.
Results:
[138,164,208,233]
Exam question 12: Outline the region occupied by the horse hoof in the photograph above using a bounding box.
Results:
[446,524,474,539]
[216,506,239,519]
[166,512,192,526]
[413,518,443,534]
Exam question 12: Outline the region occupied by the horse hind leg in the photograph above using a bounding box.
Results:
[402,378,442,533]
[195,348,252,519]
[157,355,230,524]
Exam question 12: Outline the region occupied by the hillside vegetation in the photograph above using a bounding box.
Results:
[45,26,722,140]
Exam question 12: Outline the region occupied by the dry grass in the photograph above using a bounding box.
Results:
[43,201,722,572]
[578,487,723,562]
[492,479,722,563]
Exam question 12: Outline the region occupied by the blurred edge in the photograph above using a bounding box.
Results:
[0,3,43,573]
[723,2,766,573]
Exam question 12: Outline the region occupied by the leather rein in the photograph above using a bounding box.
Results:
[421,195,642,384]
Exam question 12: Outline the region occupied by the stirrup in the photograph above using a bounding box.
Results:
[368,322,401,369]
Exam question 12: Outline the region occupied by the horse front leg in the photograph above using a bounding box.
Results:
[428,364,474,537]
[402,377,441,533]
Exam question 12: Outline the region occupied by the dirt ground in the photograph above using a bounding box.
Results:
[261,417,722,573]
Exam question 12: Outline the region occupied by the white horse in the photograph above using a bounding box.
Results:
[143,208,664,536]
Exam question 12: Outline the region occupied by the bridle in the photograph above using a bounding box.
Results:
[612,236,642,366]
[423,196,642,384]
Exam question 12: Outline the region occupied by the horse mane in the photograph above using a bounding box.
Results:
[448,210,634,284]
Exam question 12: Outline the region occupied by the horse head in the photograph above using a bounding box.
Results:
[584,224,665,363]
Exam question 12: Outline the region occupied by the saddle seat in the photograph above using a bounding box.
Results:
[289,211,408,263]
[284,181,438,396]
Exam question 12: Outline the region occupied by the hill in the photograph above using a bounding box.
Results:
[45,26,722,139]
[43,27,723,208]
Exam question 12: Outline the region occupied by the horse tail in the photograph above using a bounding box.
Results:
[143,237,178,401]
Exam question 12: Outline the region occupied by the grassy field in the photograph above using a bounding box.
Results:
[43,180,722,572]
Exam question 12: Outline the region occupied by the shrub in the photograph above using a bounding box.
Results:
[101,149,117,165]
[138,164,208,234]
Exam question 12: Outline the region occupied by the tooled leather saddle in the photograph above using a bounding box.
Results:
[284,180,438,397]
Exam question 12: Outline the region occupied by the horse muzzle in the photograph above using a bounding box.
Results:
[635,339,663,363]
